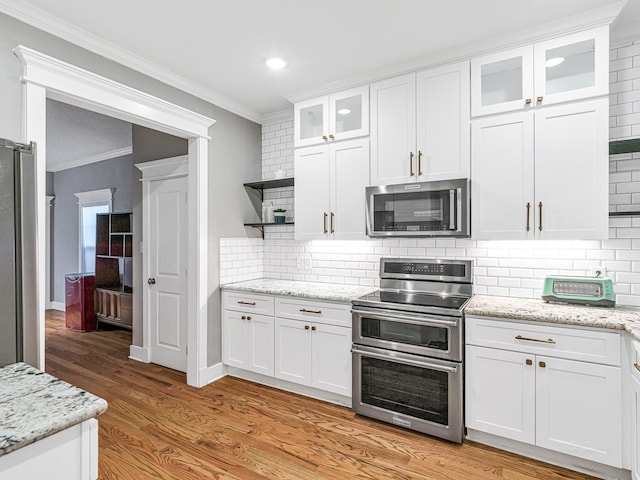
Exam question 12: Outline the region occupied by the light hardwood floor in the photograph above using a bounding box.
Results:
[44,310,597,480]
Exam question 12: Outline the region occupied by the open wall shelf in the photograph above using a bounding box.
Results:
[243,178,294,238]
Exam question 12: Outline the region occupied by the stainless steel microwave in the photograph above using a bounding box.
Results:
[365,179,470,237]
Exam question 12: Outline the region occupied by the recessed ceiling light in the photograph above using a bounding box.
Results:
[545,57,565,68]
[337,108,351,115]
[266,58,287,70]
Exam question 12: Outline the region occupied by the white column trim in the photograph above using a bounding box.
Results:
[16,46,214,386]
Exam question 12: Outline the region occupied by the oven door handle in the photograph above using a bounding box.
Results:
[351,345,459,373]
[351,308,458,327]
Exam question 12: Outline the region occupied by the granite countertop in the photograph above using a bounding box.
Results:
[0,363,108,456]
[221,278,377,303]
[467,294,640,342]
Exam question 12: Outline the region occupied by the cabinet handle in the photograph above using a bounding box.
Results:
[241,315,246,320]
[246,316,252,321]
[322,135,328,140]
[323,212,328,234]
[330,212,335,234]
[329,134,335,139]
[237,301,256,306]
[516,335,556,344]
[635,363,640,373]
[525,202,531,232]
[525,98,532,105]
[525,359,533,366]
[536,96,543,103]
[304,325,310,330]
[311,326,317,331]
[538,202,543,231]
[409,152,415,176]
[418,150,423,176]
[300,308,322,314]
[539,361,546,368]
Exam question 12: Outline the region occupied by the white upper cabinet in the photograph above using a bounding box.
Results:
[471,26,608,116]
[473,98,608,240]
[370,61,470,185]
[294,86,369,147]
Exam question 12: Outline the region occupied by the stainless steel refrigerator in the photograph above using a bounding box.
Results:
[0,138,37,367]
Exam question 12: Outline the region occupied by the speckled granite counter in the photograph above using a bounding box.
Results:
[221,278,377,303]
[466,294,640,342]
[0,363,108,456]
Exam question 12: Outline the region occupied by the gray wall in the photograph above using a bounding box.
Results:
[51,154,134,303]
[131,125,188,346]
[0,12,262,367]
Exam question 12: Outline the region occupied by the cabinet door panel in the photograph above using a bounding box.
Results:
[312,324,351,396]
[370,74,416,185]
[222,310,248,369]
[416,62,470,181]
[534,98,608,240]
[331,139,369,240]
[329,86,369,142]
[248,314,274,376]
[471,111,534,239]
[275,318,312,386]
[536,356,622,467]
[465,345,536,444]
[632,375,640,480]
[294,146,330,240]
[294,96,329,147]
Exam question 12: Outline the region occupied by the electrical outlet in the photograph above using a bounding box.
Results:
[297,253,312,271]
[589,266,606,277]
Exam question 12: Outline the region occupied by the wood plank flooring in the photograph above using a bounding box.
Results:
[44,310,598,480]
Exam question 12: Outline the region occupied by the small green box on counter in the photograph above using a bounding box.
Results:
[541,276,615,307]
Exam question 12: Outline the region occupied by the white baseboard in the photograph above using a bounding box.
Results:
[128,345,150,363]
[47,301,65,311]
[194,362,227,387]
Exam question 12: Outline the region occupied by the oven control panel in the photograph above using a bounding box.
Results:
[381,258,471,282]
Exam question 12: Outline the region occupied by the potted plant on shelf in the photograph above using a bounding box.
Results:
[273,208,286,223]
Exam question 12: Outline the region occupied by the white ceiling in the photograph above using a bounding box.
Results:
[46,99,132,172]
[5,0,639,122]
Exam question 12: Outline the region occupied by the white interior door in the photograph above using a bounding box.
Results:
[148,175,188,372]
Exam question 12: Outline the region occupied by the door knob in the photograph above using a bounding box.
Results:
[147,278,156,285]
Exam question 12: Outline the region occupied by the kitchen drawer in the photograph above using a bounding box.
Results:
[466,316,621,366]
[223,290,274,316]
[275,297,350,327]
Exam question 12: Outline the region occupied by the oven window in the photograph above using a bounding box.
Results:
[361,318,449,351]
[361,356,449,425]
[372,190,454,232]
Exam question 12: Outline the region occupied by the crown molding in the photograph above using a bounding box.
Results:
[285,1,625,104]
[47,146,132,172]
[261,108,293,124]
[611,21,640,47]
[0,0,263,124]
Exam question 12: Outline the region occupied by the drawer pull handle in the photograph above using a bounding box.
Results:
[237,301,256,306]
[300,308,322,314]
[515,335,556,344]
[635,363,640,373]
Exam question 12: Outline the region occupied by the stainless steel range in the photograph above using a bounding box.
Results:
[351,257,473,443]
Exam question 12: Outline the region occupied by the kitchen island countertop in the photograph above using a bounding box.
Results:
[0,362,108,456]
[466,294,640,341]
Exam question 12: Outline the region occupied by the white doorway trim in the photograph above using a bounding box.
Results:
[15,45,215,387]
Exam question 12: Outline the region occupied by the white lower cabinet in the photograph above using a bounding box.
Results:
[275,306,351,397]
[222,290,351,398]
[466,316,622,468]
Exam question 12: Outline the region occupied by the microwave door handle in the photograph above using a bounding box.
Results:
[449,189,456,230]
[456,187,462,232]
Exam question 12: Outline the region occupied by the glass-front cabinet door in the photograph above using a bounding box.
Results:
[471,45,534,117]
[471,26,608,117]
[533,25,608,106]
[294,86,369,147]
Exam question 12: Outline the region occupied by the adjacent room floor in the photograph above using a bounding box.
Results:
[44,310,597,480]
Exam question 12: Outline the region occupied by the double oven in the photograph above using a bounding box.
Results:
[351,258,472,443]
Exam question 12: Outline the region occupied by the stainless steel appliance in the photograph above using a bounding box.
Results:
[351,257,473,443]
[0,138,37,367]
[365,178,470,237]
